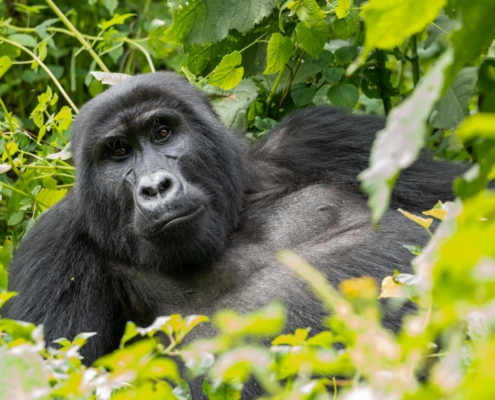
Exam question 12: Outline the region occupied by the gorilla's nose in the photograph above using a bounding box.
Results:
[136,170,181,213]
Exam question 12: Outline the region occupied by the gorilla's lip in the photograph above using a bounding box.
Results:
[143,204,206,238]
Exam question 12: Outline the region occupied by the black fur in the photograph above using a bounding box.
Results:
[3,72,463,398]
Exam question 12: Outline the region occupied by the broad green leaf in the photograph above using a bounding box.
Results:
[162,0,278,45]
[209,51,244,90]
[333,12,359,40]
[334,45,357,65]
[7,34,37,48]
[288,0,326,22]
[335,0,351,19]
[327,83,359,109]
[323,67,345,84]
[432,67,478,129]
[359,50,454,225]
[8,211,25,226]
[100,13,135,31]
[0,352,49,399]
[0,56,13,79]
[291,83,316,106]
[42,176,58,190]
[295,19,328,57]
[361,0,446,55]
[264,33,293,75]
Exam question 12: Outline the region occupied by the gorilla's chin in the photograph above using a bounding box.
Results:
[136,204,207,240]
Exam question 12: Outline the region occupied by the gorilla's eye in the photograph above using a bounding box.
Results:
[107,138,130,160]
[154,126,172,142]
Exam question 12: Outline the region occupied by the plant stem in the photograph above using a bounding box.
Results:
[44,0,110,73]
[2,38,79,113]
[410,35,420,87]
[264,68,285,117]
[376,49,392,115]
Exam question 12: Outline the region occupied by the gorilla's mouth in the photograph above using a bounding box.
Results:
[142,204,206,239]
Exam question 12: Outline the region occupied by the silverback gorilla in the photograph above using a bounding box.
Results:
[4,72,462,395]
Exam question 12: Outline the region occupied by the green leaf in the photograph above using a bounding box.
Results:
[335,0,351,19]
[7,34,37,48]
[444,1,495,89]
[36,188,67,209]
[323,67,345,84]
[0,292,17,309]
[334,45,357,65]
[288,0,326,22]
[209,51,244,90]
[42,176,58,190]
[361,0,446,54]
[333,12,359,40]
[359,50,454,224]
[432,67,478,129]
[100,13,135,31]
[8,211,25,226]
[295,19,328,57]
[264,33,294,75]
[102,0,118,15]
[327,83,359,109]
[162,0,278,45]
[210,79,259,129]
[0,56,13,79]
[291,83,316,106]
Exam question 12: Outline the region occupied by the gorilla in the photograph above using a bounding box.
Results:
[3,72,462,394]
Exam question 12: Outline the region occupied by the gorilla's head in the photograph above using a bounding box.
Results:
[71,72,244,272]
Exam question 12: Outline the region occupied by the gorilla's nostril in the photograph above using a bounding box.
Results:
[158,179,171,193]
[141,187,156,197]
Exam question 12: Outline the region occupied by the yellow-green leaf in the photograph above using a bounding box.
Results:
[398,208,433,229]
[209,51,244,90]
[361,0,446,54]
[0,56,13,79]
[295,19,328,57]
[264,33,294,75]
[335,0,351,19]
[456,113,495,141]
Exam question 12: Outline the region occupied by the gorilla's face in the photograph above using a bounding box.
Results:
[95,109,208,240]
[70,73,244,272]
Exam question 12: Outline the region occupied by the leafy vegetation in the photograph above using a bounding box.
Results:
[1,0,495,399]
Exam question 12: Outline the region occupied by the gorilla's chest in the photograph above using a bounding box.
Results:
[124,184,381,334]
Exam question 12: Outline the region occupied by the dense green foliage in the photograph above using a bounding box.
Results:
[1,0,495,399]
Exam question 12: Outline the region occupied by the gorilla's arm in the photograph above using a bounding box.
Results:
[251,106,465,211]
[2,194,126,365]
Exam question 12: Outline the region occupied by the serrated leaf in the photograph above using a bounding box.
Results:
[162,0,277,45]
[0,56,13,79]
[323,67,345,84]
[288,0,326,22]
[291,83,316,106]
[295,19,328,57]
[209,51,244,90]
[361,0,446,54]
[264,33,293,74]
[335,45,357,65]
[432,67,478,129]
[333,13,359,40]
[327,83,359,109]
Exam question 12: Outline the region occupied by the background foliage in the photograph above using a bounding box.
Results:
[0,0,495,399]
